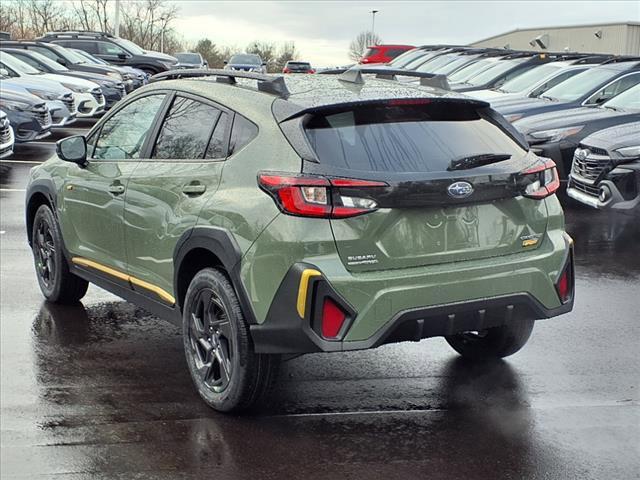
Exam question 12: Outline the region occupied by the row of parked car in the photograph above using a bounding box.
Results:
[348,44,639,211]
[0,30,187,157]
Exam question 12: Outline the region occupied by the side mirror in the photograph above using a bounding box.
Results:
[223,60,228,65]
[56,58,66,66]
[117,53,128,60]
[262,62,267,66]
[56,135,87,166]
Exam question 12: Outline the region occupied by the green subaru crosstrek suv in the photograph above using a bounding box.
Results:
[26,68,574,412]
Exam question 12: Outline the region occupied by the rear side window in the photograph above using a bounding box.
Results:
[153,96,222,160]
[97,41,127,55]
[229,115,258,155]
[385,48,408,58]
[30,46,59,61]
[363,48,379,58]
[54,40,98,54]
[304,103,527,173]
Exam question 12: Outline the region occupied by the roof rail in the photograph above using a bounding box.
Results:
[572,55,613,64]
[149,68,290,97]
[320,66,450,90]
[44,30,113,38]
[600,56,640,64]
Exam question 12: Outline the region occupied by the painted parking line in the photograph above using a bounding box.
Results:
[15,141,56,146]
[0,159,42,164]
[0,188,26,192]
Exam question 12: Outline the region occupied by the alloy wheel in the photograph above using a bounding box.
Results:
[34,219,56,288]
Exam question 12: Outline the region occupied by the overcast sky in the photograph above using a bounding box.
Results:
[173,1,639,66]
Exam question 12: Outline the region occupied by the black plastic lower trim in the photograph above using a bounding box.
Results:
[251,263,574,354]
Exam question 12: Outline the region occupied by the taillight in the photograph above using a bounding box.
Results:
[283,68,291,73]
[258,172,387,218]
[555,252,574,304]
[521,158,560,199]
[309,69,316,74]
[321,298,347,339]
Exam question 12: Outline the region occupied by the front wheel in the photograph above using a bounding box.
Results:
[445,317,535,360]
[182,268,279,412]
[32,205,88,304]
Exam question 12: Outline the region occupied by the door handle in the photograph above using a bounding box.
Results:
[182,183,206,196]
[108,184,125,195]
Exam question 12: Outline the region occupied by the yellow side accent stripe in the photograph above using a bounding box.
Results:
[296,269,321,318]
[522,239,539,248]
[71,257,176,305]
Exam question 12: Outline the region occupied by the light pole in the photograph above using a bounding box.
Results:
[160,15,167,53]
[114,0,120,36]
[370,9,379,35]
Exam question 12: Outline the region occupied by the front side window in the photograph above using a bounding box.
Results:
[93,94,165,160]
[153,96,222,160]
[30,46,59,62]
[97,41,127,56]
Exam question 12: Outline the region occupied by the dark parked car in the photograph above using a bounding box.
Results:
[174,52,207,69]
[224,53,267,73]
[282,61,315,73]
[69,48,147,90]
[0,89,51,142]
[567,121,640,210]
[513,83,640,179]
[37,31,178,75]
[495,59,640,122]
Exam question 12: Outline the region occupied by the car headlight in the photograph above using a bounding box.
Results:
[615,145,640,158]
[26,88,59,101]
[95,80,116,88]
[529,126,584,143]
[60,83,90,93]
[504,113,524,123]
[0,99,30,111]
[106,71,123,80]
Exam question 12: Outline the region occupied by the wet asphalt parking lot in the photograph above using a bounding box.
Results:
[1,119,639,479]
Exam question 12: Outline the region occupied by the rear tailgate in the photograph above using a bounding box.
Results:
[301,100,551,272]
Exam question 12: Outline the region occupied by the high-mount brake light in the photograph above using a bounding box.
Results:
[521,158,560,199]
[258,173,388,218]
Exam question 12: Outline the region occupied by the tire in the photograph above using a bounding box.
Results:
[31,205,89,304]
[182,268,279,412]
[445,317,535,360]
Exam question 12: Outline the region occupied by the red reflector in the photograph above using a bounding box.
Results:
[555,255,573,304]
[557,270,569,301]
[321,298,346,339]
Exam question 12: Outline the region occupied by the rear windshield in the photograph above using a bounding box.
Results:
[176,53,201,63]
[230,54,261,65]
[287,62,311,68]
[304,103,527,173]
[363,48,379,58]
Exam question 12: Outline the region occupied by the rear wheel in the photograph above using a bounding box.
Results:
[182,268,279,412]
[32,205,88,304]
[445,318,535,359]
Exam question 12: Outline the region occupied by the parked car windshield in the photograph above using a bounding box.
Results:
[448,58,495,83]
[176,53,201,63]
[72,49,107,65]
[113,37,145,55]
[414,53,457,72]
[388,48,428,68]
[541,68,619,102]
[229,54,261,65]
[604,83,640,111]
[465,58,528,86]
[403,52,439,70]
[1,52,42,75]
[305,104,526,173]
[497,63,564,93]
[431,55,478,75]
[23,50,69,72]
[50,45,92,65]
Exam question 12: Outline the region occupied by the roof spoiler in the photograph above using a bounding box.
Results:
[149,68,290,97]
[320,66,450,91]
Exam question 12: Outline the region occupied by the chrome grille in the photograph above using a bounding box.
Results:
[32,107,52,128]
[572,147,610,182]
[570,177,600,197]
[60,94,76,114]
[0,119,11,144]
[91,88,105,105]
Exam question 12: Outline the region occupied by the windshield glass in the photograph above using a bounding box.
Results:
[403,52,439,70]
[432,56,477,75]
[51,45,91,64]
[305,104,526,173]
[176,53,201,63]
[465,58,527,86]
[388,48,428,68]
[229,54,261,65]
[448,59,495,83]
[113,38,145,55]
[0,52,41,75]
[542,68,618,102]
[604,83,640,110]
[498,63,563,92]
[24,50,69,72]
[414,53,457,73]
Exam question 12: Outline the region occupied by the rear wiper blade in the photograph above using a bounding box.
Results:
[448,153,512,171]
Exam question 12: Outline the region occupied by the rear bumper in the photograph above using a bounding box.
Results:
[251,232,574,354]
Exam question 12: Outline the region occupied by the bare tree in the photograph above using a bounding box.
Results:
[120,0,178,51]
[27,0,63,33]
[348,31,382,62]
[274,41,299,71]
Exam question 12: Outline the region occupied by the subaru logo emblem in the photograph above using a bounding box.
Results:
[447,181,474,199]
[576,148,589,161]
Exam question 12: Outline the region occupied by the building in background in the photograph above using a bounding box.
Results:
[471,22,640,55]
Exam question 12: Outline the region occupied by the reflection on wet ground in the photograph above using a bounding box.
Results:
[1,144,639,478]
